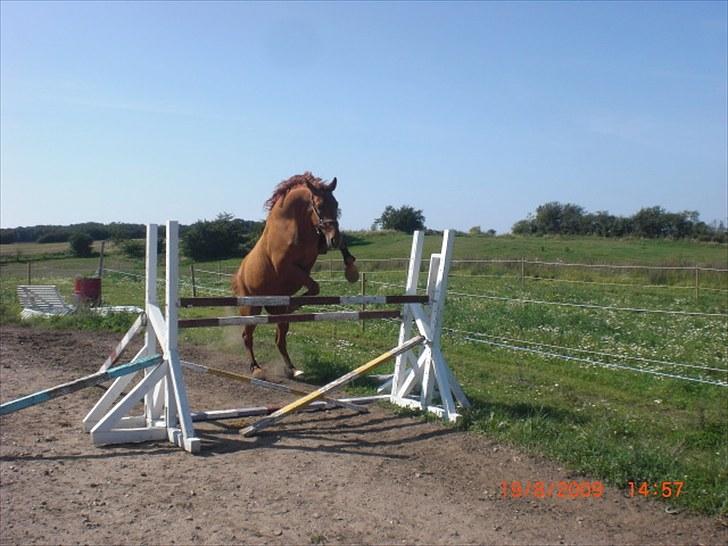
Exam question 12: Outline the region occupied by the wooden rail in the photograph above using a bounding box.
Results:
[179,294,429,308]
[178,309,401,329]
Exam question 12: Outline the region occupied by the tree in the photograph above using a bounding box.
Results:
[512,218,534,235]
[533,202,564,234]
[633,206,667,238]
[372,205,426,234]
[0,228,16,244]
[69,232,93,257]
[560,203,586,235]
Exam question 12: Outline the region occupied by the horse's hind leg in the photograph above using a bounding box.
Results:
[275,321,302,379]
[243,324,265,377]
[241,306,264,377]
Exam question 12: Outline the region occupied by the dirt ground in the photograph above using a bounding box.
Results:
[0,325,726,545]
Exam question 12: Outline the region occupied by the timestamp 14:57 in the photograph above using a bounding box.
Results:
[627,481,684,498]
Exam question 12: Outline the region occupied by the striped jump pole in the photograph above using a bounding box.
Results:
[179,309,401,329]
[179,294,429,308]
[180,360,368,413]
[0,354,163,416]
[241,335,424,437]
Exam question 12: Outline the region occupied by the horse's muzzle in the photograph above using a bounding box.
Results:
[328,232,341,251]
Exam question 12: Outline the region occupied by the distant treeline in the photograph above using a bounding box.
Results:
[0,222,148,245]
[1,216,264,251]
[512,203,727,242]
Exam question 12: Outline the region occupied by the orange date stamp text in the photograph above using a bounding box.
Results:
[500,480,605,499]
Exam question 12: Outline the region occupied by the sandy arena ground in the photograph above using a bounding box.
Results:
[1,325,726,545]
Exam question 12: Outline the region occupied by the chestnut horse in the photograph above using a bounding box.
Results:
[232,173,359,378]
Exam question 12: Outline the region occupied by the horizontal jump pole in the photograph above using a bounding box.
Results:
[0,354,163,416]
[191,394,391,422]
[192,400,350,422]
[241,335,425,437]
[179,294,429,308]
[180,360,367,414]
[178,309,401,329]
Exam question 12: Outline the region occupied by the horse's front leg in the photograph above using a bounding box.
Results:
[299,269,320,297]
[340,245,359,283]
[282,264,320,312]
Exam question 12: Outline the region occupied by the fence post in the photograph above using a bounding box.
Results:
[360,272,367,332]
[97,241,105,278]
[521,257,525,289]
[695,267,699,301]
[27,262,31,285]
[190,264,197,297]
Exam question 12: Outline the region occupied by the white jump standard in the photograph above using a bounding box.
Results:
[81,220,468,454]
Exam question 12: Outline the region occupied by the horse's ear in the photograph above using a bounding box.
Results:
[328,177,337,192]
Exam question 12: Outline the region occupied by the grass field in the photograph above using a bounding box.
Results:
[0,239,115,260]
[1,232,726,515]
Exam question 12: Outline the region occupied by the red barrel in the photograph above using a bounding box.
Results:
[74,277,102,305]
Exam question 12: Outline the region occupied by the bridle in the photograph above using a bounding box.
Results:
[310,197,339,239]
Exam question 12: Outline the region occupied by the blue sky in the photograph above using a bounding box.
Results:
[1,1,726,232]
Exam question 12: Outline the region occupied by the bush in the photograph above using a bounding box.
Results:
[119,239,145,259]
[181,213,257,261]
[69,232,94,257]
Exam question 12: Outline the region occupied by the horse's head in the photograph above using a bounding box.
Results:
[306,177,342,251]
[305,176,359,283]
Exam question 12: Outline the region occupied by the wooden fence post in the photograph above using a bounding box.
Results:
[97,241,105,278]
[521,257,525,289]
[190,264,197,297]
[361,272,367,332]
[27,262,31,285]
[695,267,699,301]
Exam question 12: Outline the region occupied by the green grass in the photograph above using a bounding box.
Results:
[1,232,726,515]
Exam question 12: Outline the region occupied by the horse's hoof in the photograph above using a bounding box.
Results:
[292,369,305,379]
[251,367,266,380]
[345,264,359,283]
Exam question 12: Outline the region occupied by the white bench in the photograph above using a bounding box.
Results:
[16,285,143,320]
[16,285,75,318]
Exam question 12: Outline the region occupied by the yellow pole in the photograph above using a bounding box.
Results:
[241,335,425,437]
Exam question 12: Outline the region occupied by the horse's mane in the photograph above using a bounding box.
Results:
[265,172,326,211]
